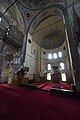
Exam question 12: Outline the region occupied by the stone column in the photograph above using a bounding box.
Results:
[0,40,4,80]
[64,8,80,91]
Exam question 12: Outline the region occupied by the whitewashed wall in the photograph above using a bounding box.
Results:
[38,41,71,78]
[25,33,71,80]
[25,33,40,80]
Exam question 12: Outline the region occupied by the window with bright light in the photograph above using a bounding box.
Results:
[53,53,57,59]
[58,51,62,58]
[60,62,65,70]
[47,64,51,70]
[47,73,51,80]
[48,53,52,59]
[61,73,66,81]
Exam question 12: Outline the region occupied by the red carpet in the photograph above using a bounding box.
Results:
[0,84,80,120]
[37,82,72,91]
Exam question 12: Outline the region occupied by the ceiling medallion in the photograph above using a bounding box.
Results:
[26,12,32,19]
[18,0,49,11]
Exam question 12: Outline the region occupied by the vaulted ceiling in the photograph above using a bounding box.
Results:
[0,0,24,32]
[0,0,80,49]
[18,0,79,10]
[29,8,65,49]
[28,0,80,49]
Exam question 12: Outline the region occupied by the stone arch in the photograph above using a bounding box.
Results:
[28,3,67,31]
[22,3,67,63]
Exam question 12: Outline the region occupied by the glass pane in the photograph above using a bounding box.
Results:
[47,64,51,70]
[60,62,65,70]
[53,53,57,59]
[47,73,51,80]
[61,73,66,81]
[48,53,52,59]
[58,51,62,58]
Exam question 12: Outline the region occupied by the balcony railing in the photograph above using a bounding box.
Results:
[0,25,24,47]
[8,26,24,45]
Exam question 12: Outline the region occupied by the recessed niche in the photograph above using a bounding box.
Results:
[34,49,35,53]
[26,12,31,19]
[28,39,31,44]
[63,47,65,50]
[43,52,46,55]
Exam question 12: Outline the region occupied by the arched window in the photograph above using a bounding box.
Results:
[60,62,65,70]
[47,64,51,70]
[53,53,57,59]
[61,73,66,81]
[58,51,62,58]
[47,73,51,80]
[48,53,52,59]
